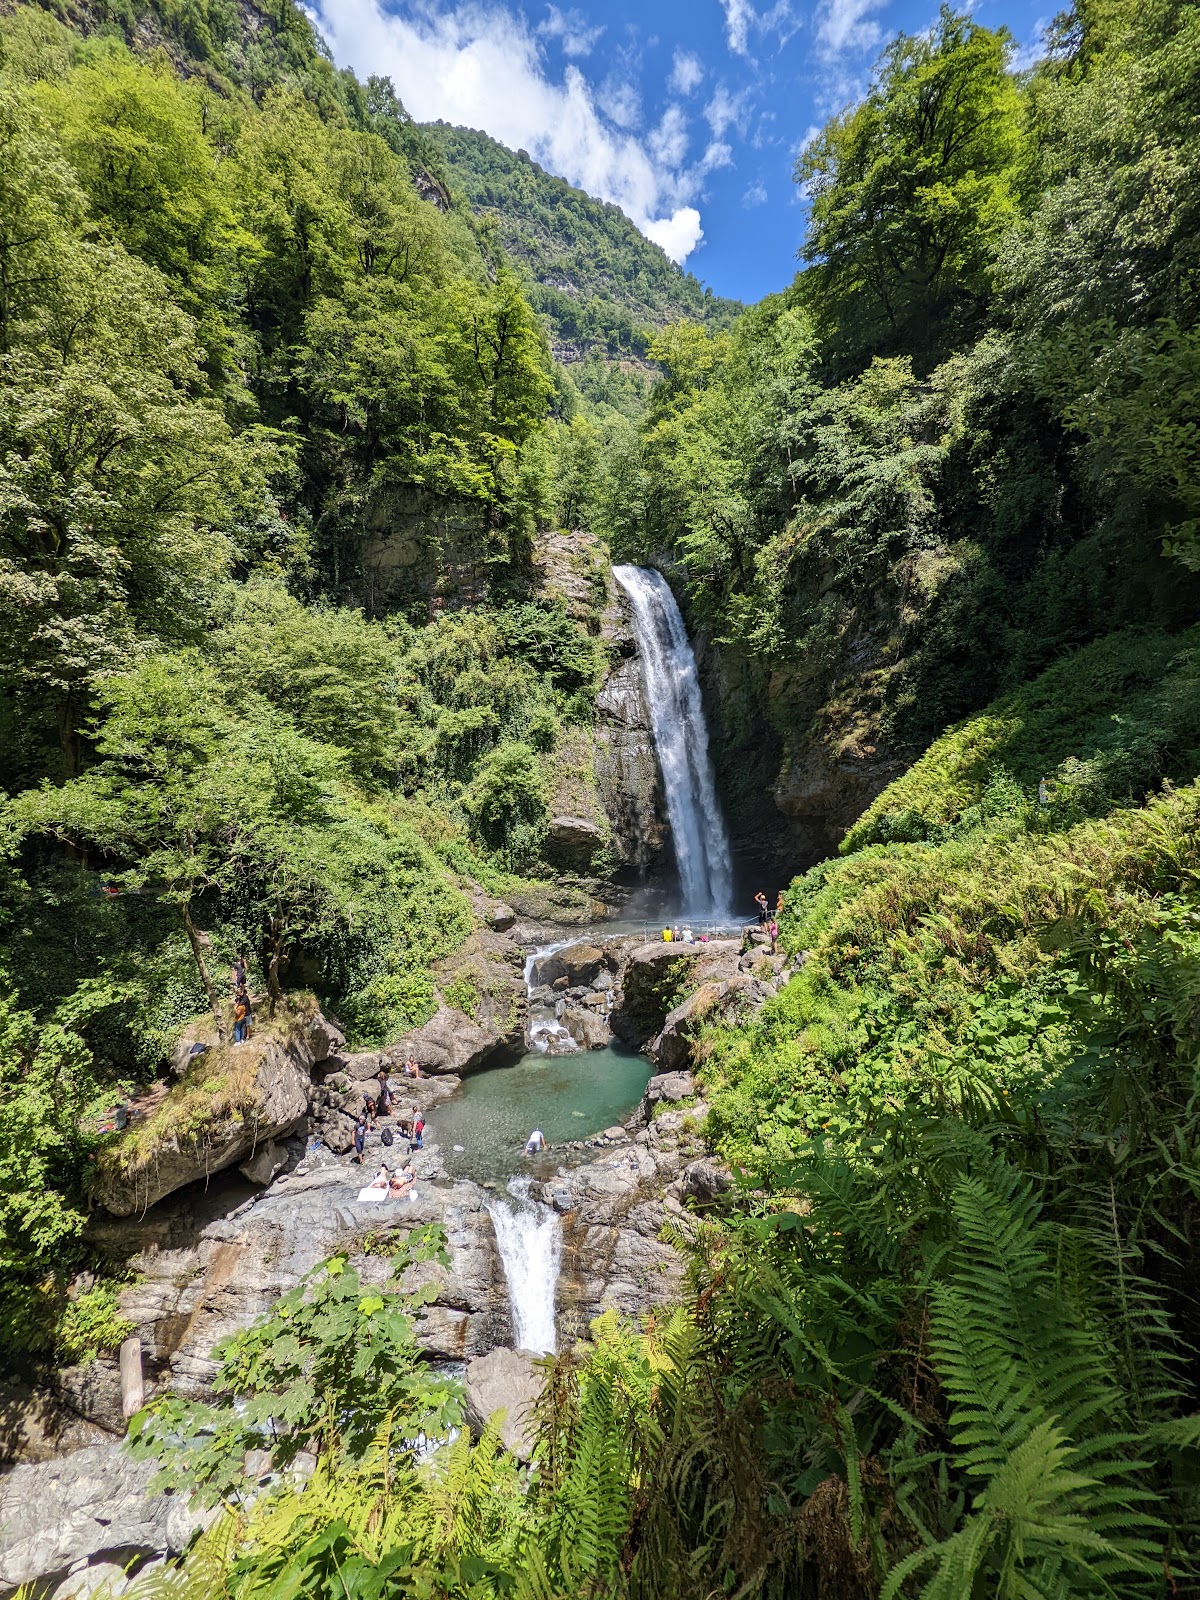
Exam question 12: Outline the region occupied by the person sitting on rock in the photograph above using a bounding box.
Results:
[525,1128,546,1156]
[661,925,673,942]
[402,1054,421,1079]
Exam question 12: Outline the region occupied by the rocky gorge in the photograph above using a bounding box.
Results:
[0,920,794,1596]
[0,547,799,1596]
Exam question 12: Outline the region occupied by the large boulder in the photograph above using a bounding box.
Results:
[0,1443,213,1593]
[649,975,761,1071]
[92,1030,314,1217]
[643,1071,696,1109]
[392,1004,520,1076]
[531,943,609,988]
[543,814,607,873]
[463,1348,543,1460]
[389,929,527,1075]
[559,1004,613,1051]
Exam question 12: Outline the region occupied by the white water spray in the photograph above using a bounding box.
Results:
[613,564,733,915]
[524,942,579,1055]
[487,1176,562,1354]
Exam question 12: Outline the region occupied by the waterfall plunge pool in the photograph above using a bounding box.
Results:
[431,1044,653,1188]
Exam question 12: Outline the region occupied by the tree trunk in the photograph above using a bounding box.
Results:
[183,902,227,1043]
[268,911,284,1020]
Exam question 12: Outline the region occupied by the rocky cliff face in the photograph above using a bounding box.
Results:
[534,531,671,884]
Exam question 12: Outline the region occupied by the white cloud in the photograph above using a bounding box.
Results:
[705,84,751,140]
[309,0,708,262]
[722,0,755,55]
[721,0,799,58]
[538,4,603,58]
[599,77,640,128]
[742,180,767,207]
[649,103,689,168]
[700,140,734,172]
[816,0,890,56]
[643,207,703,261]
[669,47,704,95]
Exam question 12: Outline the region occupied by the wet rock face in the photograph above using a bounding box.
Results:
[542,1101,715,1342]
[772,731,903,853]
[592,565,671,880]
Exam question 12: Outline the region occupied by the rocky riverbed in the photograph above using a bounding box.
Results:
[0,924,797,1596]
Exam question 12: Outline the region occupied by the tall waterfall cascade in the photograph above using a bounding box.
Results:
[612,565,734,915]
[487,1176,562,1354]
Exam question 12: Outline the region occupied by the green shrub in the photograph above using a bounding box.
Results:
[55,1283,134,1364]
[844,628,1200,852]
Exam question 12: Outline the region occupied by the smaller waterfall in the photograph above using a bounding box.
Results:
[612,564,733,915]
[524,942,580,1055]
[487,1176,562,1354]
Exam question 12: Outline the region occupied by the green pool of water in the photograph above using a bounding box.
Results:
[430,1045,653,1186]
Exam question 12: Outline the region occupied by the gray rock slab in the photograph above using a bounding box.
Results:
[0,1443,213,1592]
[464,1348,543,1460]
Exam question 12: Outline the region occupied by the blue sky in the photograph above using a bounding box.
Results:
[309,0,1053,304]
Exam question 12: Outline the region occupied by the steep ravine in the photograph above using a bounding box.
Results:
[0,552,809,1596]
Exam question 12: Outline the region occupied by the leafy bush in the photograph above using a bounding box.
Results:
[844,628,1200,851]
[55,1283,135,1365]
[462,740,549,867]
[130,1229,461,1503]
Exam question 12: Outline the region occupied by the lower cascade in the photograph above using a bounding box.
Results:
[486,1176,563,1354]
[612,563,733,915]
[524,942,580,1054]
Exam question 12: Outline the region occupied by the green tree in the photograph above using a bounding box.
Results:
[129,1232,462,1502]
[0,988,97,1349]
[799,5,1024,371]
[39,55,249,356]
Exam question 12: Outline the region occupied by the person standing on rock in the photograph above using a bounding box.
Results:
[768,919,779,955]
[375,1067,394,1116]
[233,989,250,1045]
[409,1109,425,1151]
[755,891,769,927]
[525,1128,546,1155]
[352,1118,367,1163]
[232,954,247,993]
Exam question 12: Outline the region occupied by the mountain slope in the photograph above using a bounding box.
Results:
[423,121,741,362]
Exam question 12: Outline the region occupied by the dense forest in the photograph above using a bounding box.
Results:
[423,122,741,368]
[3,0,1200,1596]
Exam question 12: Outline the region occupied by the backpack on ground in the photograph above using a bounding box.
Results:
[381,1126,394,1147]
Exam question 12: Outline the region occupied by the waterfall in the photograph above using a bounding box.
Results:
[524,942,579,1054]
[612,564,733,915]
[487,1176,562,1354]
